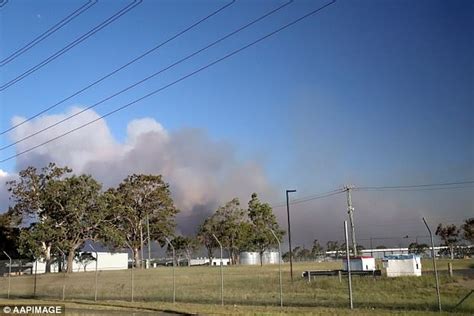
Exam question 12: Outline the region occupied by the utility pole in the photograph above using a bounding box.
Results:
[286,189,296,281]
[345,185,357,256]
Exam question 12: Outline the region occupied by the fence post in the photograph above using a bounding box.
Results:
[422,217,442,312]
[33,257,37,298]
[89,245,99,301]
[3,251,11,299]
[269,229,283,308]
[165,237,176,304]
[212,234,224,306]
[344,220,353,309]
[131,254,134,302]
[56,247,66,301]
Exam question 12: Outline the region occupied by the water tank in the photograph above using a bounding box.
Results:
[262,251,280,264]
[239,252,259,265]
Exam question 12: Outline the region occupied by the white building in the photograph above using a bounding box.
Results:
[189,257,230,266]
[34,252,128,274]
[382,254,422,277]
[342,256,376,271]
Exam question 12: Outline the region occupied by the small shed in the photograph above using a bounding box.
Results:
[342,256,376,271]
[382,254,422,277]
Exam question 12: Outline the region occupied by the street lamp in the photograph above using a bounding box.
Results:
[286,189,296,281]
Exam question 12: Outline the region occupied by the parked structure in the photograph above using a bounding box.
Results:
[34,252,128,274]
[342,256,376,271]
[382,254,422,277]
[189,257,230,266]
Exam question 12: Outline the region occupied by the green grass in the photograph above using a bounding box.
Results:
[0,259,473,315]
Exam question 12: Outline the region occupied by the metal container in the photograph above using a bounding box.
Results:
[262,251,280,264]
[239,252,260,265]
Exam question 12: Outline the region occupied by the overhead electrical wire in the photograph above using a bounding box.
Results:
[0,0,337,163]
[0,0,142,92]
[354,180,474,191]
[0,0,98,67]
[0,0,8,9]
[272,188,345,208]
[0,0,236,136]
[0,0,294,151]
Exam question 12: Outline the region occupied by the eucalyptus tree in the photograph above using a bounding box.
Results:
[42,174,112,272]
[104,174,178,268]
[213,198,252,264]
[7,163,71,272]
[247,193,284,266]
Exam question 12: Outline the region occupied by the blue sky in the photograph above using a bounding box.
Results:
[0,0,473,245]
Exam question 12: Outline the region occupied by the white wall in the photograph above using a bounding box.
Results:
[342,257,376,271]
[383,257,422,277]
[33,252,128,274]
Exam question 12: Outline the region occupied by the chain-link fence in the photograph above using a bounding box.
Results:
[1,256,473,313]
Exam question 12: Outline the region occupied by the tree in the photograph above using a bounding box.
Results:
[247,193,284,266]
[104,174,178,268]
[408,242,429,255]
[7,163,71,273]
[311,239,324,259]
[168,236,199,266]
[436,223,460,260]
[197,216,220,263]
[462,218,474,243]
[213,198,252,264]
[75,252,96,272]
[0,209,21,259]
[326,241,340,258]
[42,174,111,273]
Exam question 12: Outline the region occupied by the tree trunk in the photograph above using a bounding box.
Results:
[42,242,52,273]
[228,247,233,265]
[139,223,144,269]
[260,251,263,267]
[66,249,76,273]
[133,248,140,268]
[450,245,454,260]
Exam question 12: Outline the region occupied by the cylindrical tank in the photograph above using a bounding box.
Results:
[262,251,280,264]
[239,252,259,265]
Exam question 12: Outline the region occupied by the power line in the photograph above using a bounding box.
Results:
[272,188,344,208]
[0,0,236,136]
[0,0,290,149]
[0,0,9,9]
[0,0,98,67]
[354,180,474,191]
[0,0,142,92]
[0,0,337,162]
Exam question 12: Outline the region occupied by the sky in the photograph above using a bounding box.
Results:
[0,0,473,248]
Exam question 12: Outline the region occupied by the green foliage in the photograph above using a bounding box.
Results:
[7,163,72,272]
[197,216,220,260]
[461,217,474,243]
[408,242,429,255]
[0,209,21,259]
[168,236,199,266]
[247,193,284,264]
[436,223,461,259]
[104,174,179,268]
[311,239,324,257]
[212,198,252,264]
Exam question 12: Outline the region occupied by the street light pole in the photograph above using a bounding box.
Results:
[286,189,296,282]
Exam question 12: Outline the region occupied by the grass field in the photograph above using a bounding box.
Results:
[0,259,473,315]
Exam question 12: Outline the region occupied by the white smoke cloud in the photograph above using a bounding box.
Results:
[4,107,276,234]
